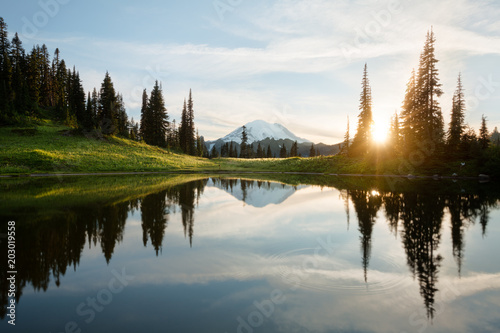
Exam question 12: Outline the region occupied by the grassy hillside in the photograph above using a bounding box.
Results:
[0,121,218,174]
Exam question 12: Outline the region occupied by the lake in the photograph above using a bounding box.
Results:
[1,174,499,333]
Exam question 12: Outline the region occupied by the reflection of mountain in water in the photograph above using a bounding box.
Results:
[209,178,307,208]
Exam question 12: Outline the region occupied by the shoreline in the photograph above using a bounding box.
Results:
[0,170,492,181]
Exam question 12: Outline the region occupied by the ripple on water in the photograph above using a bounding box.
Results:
[267,248,413,296]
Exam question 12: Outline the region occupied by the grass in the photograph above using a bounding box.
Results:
[0,121,218,174]
[0,120,368,175]
[0,120,497,177]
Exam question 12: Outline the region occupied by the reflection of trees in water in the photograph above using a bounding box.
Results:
[346,183,498,320]
[349,190,382,282]
[1,177,499,321]
[399,192,444,320]
[141,190,170,256]
[0,199,133,319]
[0,179,208,319]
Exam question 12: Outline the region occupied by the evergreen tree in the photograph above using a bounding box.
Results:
[10,33,30,117]
[400,30,444,158]
[266,145,272,158]
[447,73,465,154]
[350,63,373,157]
[116,93,128,137]
[0,17,13,121]
[90,88,98,128]
[139,89,149,142]
[416,29,444,152]
[279,144,288,158]
[187,89,196,155]
[146,80,169,147]
[256,142,264,158]
[0,17,9,57]
[341,116,350,155]
[309,143,316,157]
[240,126,248,158]
[210,145,218,158]
[179,90,196,155]
[98,71,118,135]
[39,44,52,108]
[479,115,489,150]
[400,69,418,154]
[179,99,188,152]
[54,58,68,121]
[69,69,87,128]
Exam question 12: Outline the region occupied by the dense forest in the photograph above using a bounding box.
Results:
[0,17,204,156]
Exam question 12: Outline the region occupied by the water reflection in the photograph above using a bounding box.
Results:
[343,180,499,320]
[0,175,499,328]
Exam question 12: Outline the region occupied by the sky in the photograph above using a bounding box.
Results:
[2,0,500,144]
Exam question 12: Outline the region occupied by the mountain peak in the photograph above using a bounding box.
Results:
[217,120,311,144]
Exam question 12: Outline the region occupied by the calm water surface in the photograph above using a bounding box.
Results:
[1,174,499,333]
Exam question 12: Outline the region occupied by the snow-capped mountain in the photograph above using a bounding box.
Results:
[217,120,311,144]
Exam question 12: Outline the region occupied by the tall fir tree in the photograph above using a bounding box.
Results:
[139,89,150,142]
[0,17,13,121]
[350,63,373,157]
[447,73,465,155]
[187,89,196,155]
[146,81,169,147]
[240,125,248,158]
[98,71,118,135]
[416,29,444,152]
[179,98,188,152]
[10,33,30,117]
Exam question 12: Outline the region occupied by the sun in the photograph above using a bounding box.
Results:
[372,120,389,144]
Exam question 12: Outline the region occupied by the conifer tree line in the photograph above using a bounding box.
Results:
[139,85,207,155]
[345,28,499,164]
[0,16,203,153]
[0,17,133,136]
[210,134,302,159]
